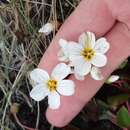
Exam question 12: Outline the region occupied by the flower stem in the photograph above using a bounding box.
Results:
[13,113,38,130]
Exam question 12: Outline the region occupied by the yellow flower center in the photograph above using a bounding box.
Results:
[81,48,95,61]
[47,79,57,92]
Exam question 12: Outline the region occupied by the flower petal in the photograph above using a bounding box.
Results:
[94,38,110,54]
[90,66,103,80]
[57,80,75,96]
[59,39,78,56]
[51,63,71,81]
[91,53,107,67]
[48,92,60,109]
[58,39,70,62]
[59,39,69,55]
[30,68,49,84]
[30,84,49,101]
[74,73,85,80]
[79,32,96,48]
[68,43,83,60]
[72,56,91,76]
[57,49,69,62]
[79,33,86,46]
[59,38,68,48]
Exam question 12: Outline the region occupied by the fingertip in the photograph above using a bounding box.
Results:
[45,96,85,127]
[46,108,68,127]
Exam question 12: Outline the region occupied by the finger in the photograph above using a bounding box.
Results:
[38,0,115,127]
[38,0,115,73]
[46,22,130,127]
[105,0,130,29]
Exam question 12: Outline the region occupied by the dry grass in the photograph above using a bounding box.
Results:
[0,0,79,129]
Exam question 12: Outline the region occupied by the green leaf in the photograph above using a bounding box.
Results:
[107,94,130,107]
[117,106,130,128]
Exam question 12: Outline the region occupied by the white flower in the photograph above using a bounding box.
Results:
[29,63,75,109]
[58,39,70,62]
[68,32,110,77]
[106,75,120,84]
[71,66,103,80]
[58,39,78,62]
[39,23,54,35]
[90,67,103,80]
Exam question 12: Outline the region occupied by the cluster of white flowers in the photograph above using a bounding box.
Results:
[29,31,110,109]
[58,32,110,80]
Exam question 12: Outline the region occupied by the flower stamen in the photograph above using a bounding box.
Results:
[47,79,57,92]
[81,48,95,61]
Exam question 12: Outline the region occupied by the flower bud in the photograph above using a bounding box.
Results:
[106,75,120,84]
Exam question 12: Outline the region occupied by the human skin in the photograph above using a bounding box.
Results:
[38,0,130,127]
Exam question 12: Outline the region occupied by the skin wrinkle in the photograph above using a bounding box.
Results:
[105,0,130,29]
[38,0,130,127]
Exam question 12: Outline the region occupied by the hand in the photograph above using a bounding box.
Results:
[38,0,130,127]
